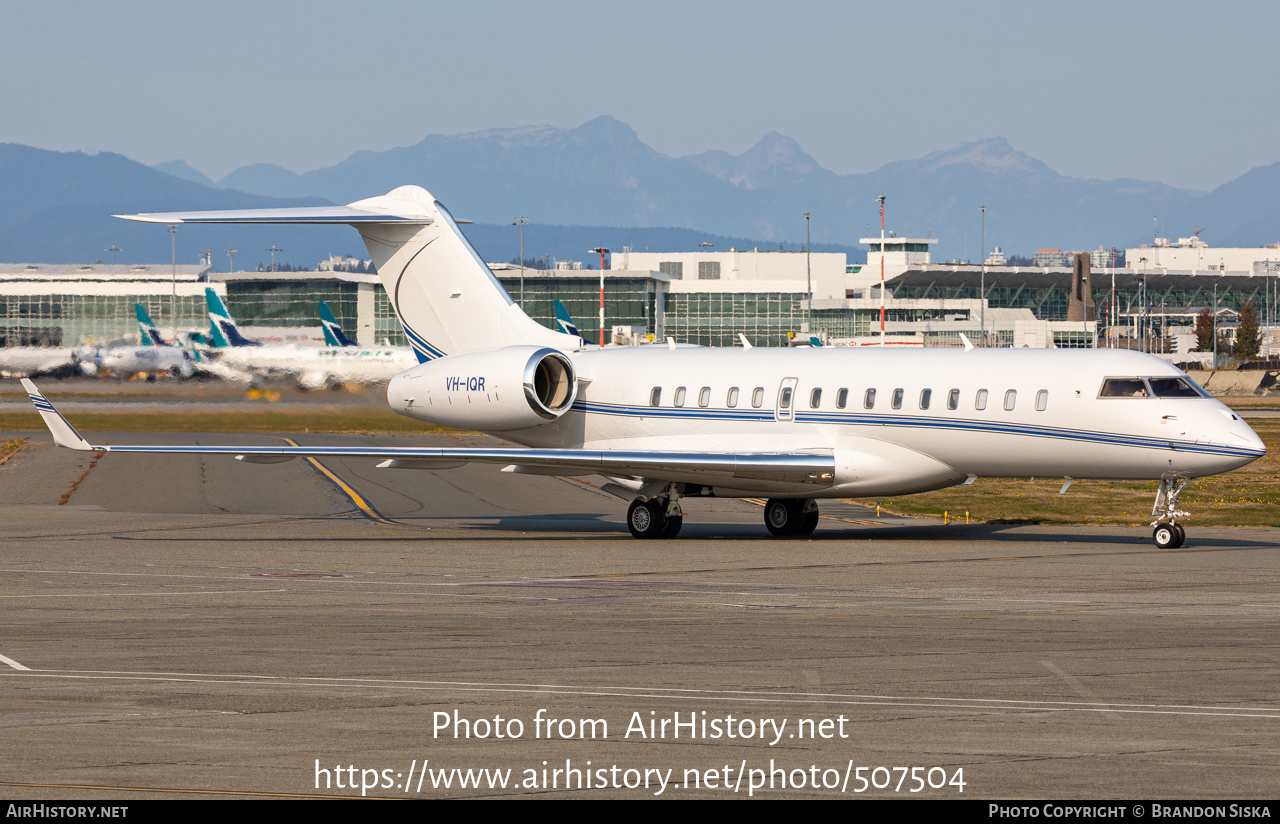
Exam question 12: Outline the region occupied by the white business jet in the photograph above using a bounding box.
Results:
[21,186,1265,548]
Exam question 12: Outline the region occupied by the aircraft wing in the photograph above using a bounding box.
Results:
[22,381,834,487]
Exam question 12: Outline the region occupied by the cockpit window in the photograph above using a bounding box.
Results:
[1099,378,1149,398]
[1148,377,1205,398]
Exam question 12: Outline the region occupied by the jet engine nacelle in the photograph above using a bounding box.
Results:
[387,345,577,431]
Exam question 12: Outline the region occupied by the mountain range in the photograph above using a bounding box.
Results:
[3,117,1278,267]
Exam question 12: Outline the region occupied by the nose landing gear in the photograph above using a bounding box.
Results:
[1151,477,1190,549]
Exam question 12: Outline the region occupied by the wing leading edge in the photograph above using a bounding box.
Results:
[20,381,834,487]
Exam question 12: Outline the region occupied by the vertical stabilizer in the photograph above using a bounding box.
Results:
[319,301,356,347]
[205,288,261,348]
[135,304,166,346]
[348,187,580,360]
[115,187,582,359]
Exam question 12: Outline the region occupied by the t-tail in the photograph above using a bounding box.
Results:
[117,187,581,360]
[204,287,261,348]
[319,301,356,347]
[135,304,167,346]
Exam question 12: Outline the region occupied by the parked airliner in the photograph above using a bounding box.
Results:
[204,288,417,388]
[22,186,1265,547]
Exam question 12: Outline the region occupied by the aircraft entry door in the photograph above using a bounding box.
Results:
[775,377,799,422]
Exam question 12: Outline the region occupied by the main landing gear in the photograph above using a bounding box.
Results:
[1151,477,1190,549]
[764,498,819,537]
[627,496,683,539]
[624,491,821,539]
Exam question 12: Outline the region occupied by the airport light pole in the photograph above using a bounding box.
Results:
[266,246,282,273]
[803,211,811,334]
[1212,276,1219,368]
[106,245,120,265]
[513,215,529,309]
[168,224,177,343]
[1141,254,1152,350]
[1111,249,1117,347]
[878,196,886,347]
[226,248,237,273]
[1263,261,1277,360]
[980,204,986,346]
[1142,258,1149,354]
[590,247,609,349]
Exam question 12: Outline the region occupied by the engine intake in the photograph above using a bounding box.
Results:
[525,350,575,419]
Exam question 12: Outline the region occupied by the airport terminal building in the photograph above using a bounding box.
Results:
[2,231,1277,356]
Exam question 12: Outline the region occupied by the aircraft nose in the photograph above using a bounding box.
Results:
[1210,408,1266,467]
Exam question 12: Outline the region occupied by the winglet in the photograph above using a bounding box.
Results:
[959,333,975,351]
[738,333,753,350]
[20,380,96,451]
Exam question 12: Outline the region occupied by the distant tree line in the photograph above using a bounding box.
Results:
[507,256,550,270]
[329,259,378,274]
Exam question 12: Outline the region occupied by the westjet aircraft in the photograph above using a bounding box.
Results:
[320,301,356,347]
[202,288,416,388]
[21,186,1266,547]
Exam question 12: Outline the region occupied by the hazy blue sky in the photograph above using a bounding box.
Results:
[5,1,1277,191]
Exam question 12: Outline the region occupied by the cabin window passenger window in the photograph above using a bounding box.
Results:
[699,387,710,408]
[727,387,739,407]
[864,389,876,409]
[780,387,793,408]
[975,389,988,410]
[810,388,822,408]
[1036,390,1048,411]
[674,387,686,407]
[919,389,932,410]
[836,388,848,409]
[947,389,959,410]
[1100,378,1149,398]
[650,387,661,407]
[892,389,904,409]
[1004,390,1017,410]
[752,387,764,408]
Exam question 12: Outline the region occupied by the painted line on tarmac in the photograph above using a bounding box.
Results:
[0,653,30,671]
[0,589,286,600]
[4,668,1280,720]
[282,437,395,525]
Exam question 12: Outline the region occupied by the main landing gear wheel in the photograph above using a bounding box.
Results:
[799,506,820,536]
[627,499,663,539]
[627,498,682,539]
[764,499,818,536]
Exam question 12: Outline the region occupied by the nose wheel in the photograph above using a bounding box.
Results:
[1152,522,1185,549]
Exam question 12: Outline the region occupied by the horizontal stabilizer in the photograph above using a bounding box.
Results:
[114,206,433,225]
